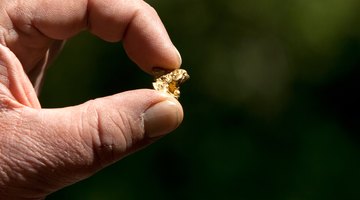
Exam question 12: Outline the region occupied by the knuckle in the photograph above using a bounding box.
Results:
[86,99,144,166]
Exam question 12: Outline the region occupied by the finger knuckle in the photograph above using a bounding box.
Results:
[87,99,143,166]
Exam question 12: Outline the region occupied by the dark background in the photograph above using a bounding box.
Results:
[44,0,360,199]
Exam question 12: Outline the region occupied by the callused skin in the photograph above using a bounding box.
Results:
[0,0,183,199]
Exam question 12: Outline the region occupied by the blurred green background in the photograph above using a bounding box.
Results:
[44,0,360,199]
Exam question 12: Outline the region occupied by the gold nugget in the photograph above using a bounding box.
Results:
[152,69,190,99]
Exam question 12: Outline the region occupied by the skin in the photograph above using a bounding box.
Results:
[0,0,183,199]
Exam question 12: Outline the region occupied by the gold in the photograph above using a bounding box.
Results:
[152,69,190,99]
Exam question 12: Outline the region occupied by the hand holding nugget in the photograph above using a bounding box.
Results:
[0,0,183,198]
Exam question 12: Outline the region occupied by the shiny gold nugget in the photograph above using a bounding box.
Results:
[152,69,190,99]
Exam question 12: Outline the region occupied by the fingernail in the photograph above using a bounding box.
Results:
[144,100,182,138]
[175,48,182,66]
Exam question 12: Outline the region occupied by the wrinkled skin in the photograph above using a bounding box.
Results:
[0,0,183,199]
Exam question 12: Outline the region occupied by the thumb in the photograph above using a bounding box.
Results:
[1,90,183,198]
[40,89,182,177]
[44,89,183,162]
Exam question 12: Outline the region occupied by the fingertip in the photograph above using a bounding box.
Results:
[123,32,182,73]
[100,89,184,138]
[121,2,182,73]
[87,0,181,73]
[175,47,183,67]
[143,97,183,138]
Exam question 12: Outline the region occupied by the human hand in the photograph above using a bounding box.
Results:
[0,0,183,198]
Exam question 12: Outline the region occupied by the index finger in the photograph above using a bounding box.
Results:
[88,0,182,72]
[19,0,182,73]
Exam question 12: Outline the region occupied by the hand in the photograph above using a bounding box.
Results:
[0,0,183,198]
